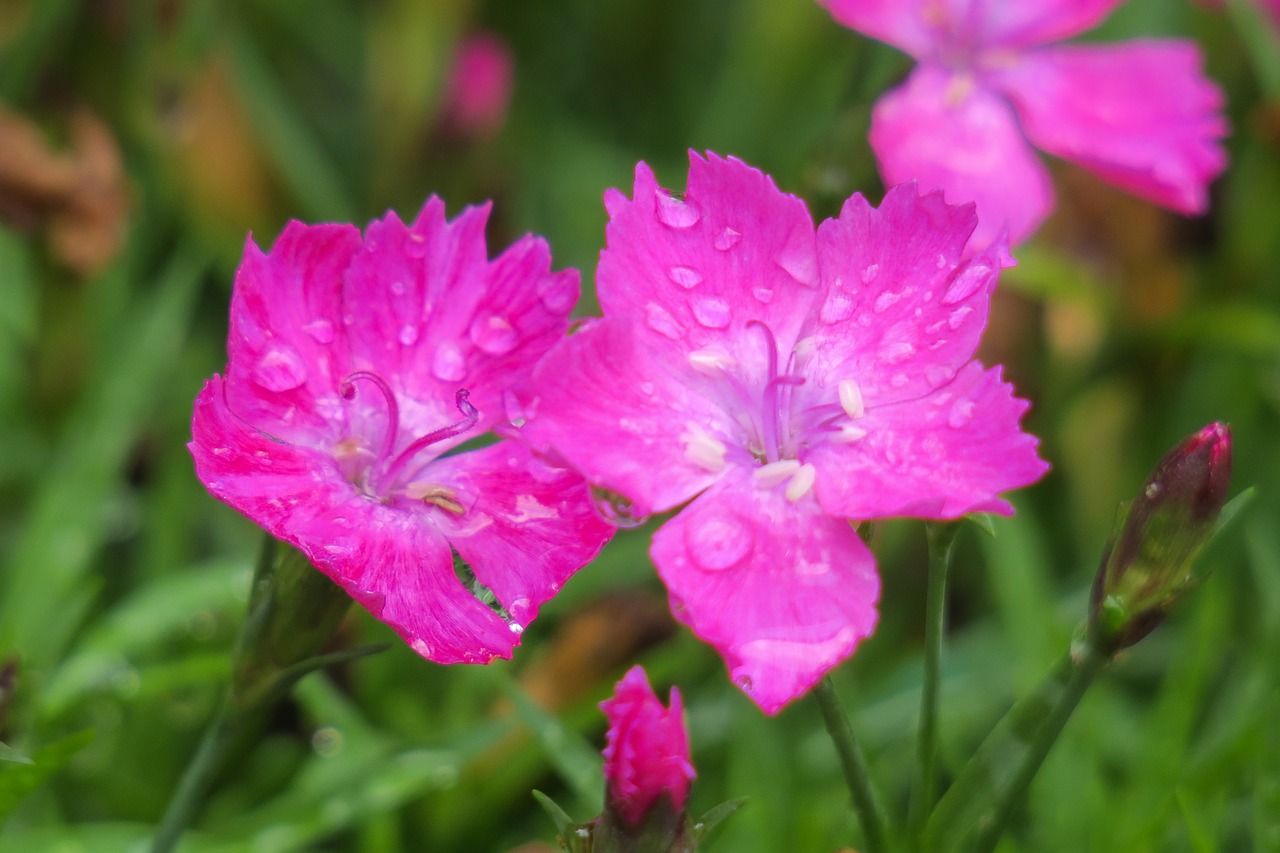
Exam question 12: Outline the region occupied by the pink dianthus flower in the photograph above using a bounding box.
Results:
[600,666,695,828]
[819,0,1228,249]
[523,153,1048,713]
[190,199,612,664]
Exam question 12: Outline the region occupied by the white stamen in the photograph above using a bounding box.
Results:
[838,379,865,419]
[793,336,818,361]
[833,424,868,443]
[785,463,817,502]
[689,348,736,375]
[684,430,727,472]
[753,459,801,488]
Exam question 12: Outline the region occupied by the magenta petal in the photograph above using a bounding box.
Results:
[224,221,363,444]
[809,361,1048,520]
[192,377,519,664]
[340,198,580,435]
[870,65,1054,248]
[600,666,695,826]
[523,317,733,515]
[971,0,1124,49]
[424,440,614,628]
[598,153,819,350]
[992,42,1227,215]
[808,182,1011,409]
[817,0,941,58]
[651,473,880,714]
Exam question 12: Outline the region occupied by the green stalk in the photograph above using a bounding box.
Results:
[913,521,960,836]
[813,677,890,853]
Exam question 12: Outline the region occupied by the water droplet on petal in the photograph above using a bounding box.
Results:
[432,342,466,382]
[253,344,308,392]
[714,226,741,250]
[668,265,703,289]
[776,245,816,287]
[390,279,407,296]
[874,291,902,314]
[639,381,655,396]
[948,398,975,428]
[948,305,973,330]
[752,286,775,303]
[398,324,418,346]
[303,319,335,344]
[878,341,915,364]
[942,261,994,305]
[685,513,752,571]
[656,191,701,228]
[925,365,956,387]
[645,302,683,339]
[692,296,731,329]
[589,485,650,528]
[936,253,948,269]
[469,314,518,354]
[820,291,856,324]
[861,263,881,283]
[405,233,429,257]
[536,275,577,313]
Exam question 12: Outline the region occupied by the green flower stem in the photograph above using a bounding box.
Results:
[969,639,1107,853]
[813,677,890,853]
[914,521,960,835]
[151,536,353,853]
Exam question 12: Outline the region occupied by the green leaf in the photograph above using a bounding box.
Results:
[533,789,579,836]
[0,742,32,765]
[0,730,94,826]
[693,797,747,840]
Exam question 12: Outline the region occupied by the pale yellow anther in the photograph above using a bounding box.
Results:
[683,430,727,472]
[753,459,801,489]
[689,348,736,375]
[838,379,865,420]
[834,424,868,443]
[784,463,817,502]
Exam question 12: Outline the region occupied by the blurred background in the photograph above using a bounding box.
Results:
[0,0,1278,850]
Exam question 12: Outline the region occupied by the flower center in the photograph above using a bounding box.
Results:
[336,371,479,509]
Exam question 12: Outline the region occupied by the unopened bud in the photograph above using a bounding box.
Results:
[1089,423,1232,652]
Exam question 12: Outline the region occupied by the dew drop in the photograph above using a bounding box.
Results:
[253,344,308,392]
[874,291,902,313]
[589,485,650,528]
[398,324,419,346]
[1145,483,1160,499]
[668,265,704,289]
[942,261,994,305]
[469,314,517,354]
[714,226,741,251]
[645,302,683,339]
[405,233,429,257]
[390,279,407,296]
[639,381,655,396]
[685,513,752,571]
[303,319,335,344]
[948,398,975,428]
[692,296,731,329]
[936,252,948,269]
[861,263,881,283]
[925,319,947,335]
[752,285,775,303]
[432,342,466,382]
[536,275,577,313]
[947,305,973,330]
[656,192,701,228]
[878,341,915,364]
[820,291,856,324]
[925,364,956,387]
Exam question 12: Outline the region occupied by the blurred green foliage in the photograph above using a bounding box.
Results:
[0,0,1278,850]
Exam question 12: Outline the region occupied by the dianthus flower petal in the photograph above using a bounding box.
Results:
[650,472,880,715]
[192,377,518,663]
[816,0,945,58]
[224,222,362,445]
[808,361,1048,520]
[806,182,1010,409]
[991,41,1228,215]
[870,65,1054,248]
[967,0,1124,49]
[598,153,818,351]
[600,666,695,826]
[424,440,614,629]
[340,199,581,439]
[523,317,734,515]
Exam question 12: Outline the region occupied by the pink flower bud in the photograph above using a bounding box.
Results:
[1090,423,1232,651]
[440,32,513,139]
[600,666,695,828]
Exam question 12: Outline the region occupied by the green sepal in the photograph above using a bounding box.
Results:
[692,797,746,840]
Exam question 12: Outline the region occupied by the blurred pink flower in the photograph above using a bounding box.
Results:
[601,666,695,827]
[819,0,1228,248]
[190,199,611,665]
[523,153,1047,713]
[440,32,514,139]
